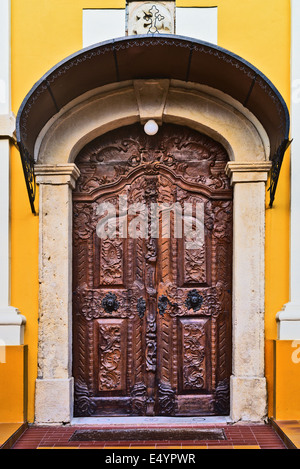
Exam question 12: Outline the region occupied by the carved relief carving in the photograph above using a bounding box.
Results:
[185,290,204,312]
[102,292,120,314]
[100,239,123,286]
[145,306,157,372]
[182,323,206,390]
[157,382,176,416]
[74,288,130,320]
[73,203,97,245]
[164,284,226,318]
[98,324,122,391]
[184,246,206,284]
[74,125,230,196]
[137,297,146,319]
[127,3,175,36]
[157,295,178,317]
[74,380,96,417]
[214,379,230,415]
[131,383,147,415]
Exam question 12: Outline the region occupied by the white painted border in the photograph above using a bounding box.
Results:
[82,7,218,47]
[82,9,125,47]
[0,0,10,115]
[176,7,218,45]
[0,139,10,308]
[276,0,300,339]
[0,0,26,344]
[0,0,11,308]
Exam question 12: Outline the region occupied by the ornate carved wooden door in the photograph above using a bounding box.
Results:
[73,124,232,417]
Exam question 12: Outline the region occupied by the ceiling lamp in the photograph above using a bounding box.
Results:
[144,119,159,136]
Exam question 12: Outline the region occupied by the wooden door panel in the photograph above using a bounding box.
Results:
[178,317,211,394]
[97,238,126,288]
[73,123,232,417]
[95,318,127,394]
[176,395,215,416]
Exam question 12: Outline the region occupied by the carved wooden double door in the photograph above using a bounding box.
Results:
[73,124,232,417]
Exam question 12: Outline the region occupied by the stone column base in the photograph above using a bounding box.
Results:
[35,378,74,424]
[230,375,267,422]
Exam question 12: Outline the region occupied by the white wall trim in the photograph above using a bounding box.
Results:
[0,0,25,345]
[0,0,11,115]
[82,9,125,47]
[276,0,300,339]
[82,6,218,48]
[0,139,10,309]
[0,0,12,312]
[176,6,218,44]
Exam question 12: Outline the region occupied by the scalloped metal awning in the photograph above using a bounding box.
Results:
[16,35,290,214]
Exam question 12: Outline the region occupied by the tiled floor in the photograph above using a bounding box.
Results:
[11,423,287,449]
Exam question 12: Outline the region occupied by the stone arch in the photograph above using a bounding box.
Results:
[34,80,269,165]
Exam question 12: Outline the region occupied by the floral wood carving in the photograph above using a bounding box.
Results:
[74,124,231,195]
[98,324,122,391]
[182,323,206,390]
[100,239,123,286]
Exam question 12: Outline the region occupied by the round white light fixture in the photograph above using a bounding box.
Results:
[144,119,159,136]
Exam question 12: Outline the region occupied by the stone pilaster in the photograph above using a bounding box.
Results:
[34,164,80,424]
[226,162,271,421]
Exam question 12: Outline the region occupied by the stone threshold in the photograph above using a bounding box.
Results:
[71,416,232,426]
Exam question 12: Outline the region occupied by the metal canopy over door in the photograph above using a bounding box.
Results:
[72,123,232,417]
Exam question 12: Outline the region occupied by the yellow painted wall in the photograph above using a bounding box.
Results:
[10,0,291,422]
[272,340,300,419]
[0,346,27,423]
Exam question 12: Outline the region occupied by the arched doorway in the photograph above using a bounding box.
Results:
[16,36,290,423]
[72,123,233,417]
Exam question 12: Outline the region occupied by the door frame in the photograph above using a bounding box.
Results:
[34,79,271,424]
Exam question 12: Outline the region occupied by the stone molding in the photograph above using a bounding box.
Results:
[134,79,170,125]
[226,161,272,184]
[276,304,300,340]
[35,80,269,164]
[0,112,16,140]
[35,164,81,189]
[0,307,26,346]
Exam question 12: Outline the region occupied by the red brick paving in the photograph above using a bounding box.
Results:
[11,424,287,449]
